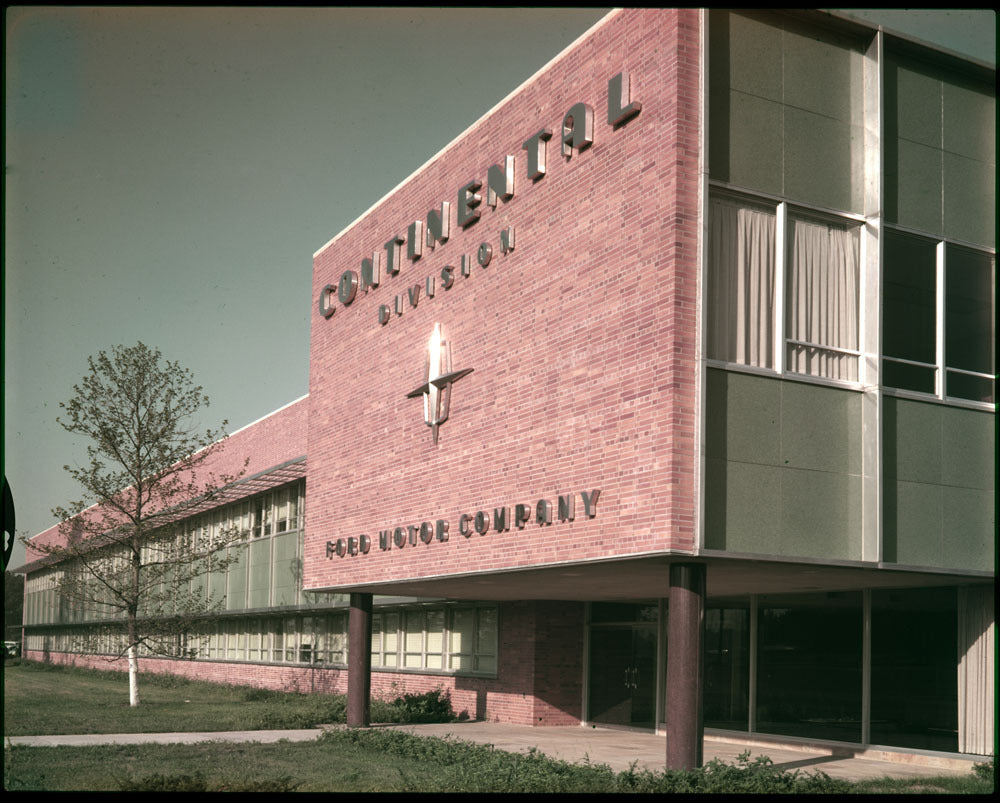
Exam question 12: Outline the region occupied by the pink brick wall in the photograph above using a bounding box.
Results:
[305,9,701,592]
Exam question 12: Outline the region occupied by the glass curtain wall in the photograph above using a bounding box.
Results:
[871,587,958,752]
[679,589,964,751]
[756,592,863,743]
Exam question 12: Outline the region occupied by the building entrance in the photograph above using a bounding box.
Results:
[587,603,659,731]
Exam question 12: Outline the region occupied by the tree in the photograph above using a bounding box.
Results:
[25,343,245,706]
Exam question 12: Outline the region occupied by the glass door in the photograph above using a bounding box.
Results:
[588,623,658,730]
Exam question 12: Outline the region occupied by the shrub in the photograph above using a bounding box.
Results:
[317,731,859,794]
[973,757,994,784]
[382,688,454,724]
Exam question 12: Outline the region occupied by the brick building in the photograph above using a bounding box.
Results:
[19,10,995,766]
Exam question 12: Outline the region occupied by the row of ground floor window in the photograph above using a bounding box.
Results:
[21,584,993,756]
[23,602,498,674]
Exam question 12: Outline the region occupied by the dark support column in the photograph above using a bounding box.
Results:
[347,592,373,728]
[666,563,706,770]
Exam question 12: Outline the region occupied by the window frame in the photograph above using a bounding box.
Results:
[881,224,996,407]
[707,185,867,389]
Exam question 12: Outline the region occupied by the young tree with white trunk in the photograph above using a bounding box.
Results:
[27,343,245,706]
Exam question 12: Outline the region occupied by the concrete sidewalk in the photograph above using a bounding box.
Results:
[5,722,983,784]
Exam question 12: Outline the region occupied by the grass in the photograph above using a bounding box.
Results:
[5,730,994,794]
[3,738,442,792]
[3,658,995,793]
[2,659,451,735]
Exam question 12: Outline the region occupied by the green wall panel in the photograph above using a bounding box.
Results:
[885,48,995,248]
[883,397,995,570]
[248,538,271,609]
[724,92,784,196]
[208,565,226,610]
[226,544,248,611]
[943,152,995,248]
[892,140,943,236]
[708,10,865,213]
[779,380,861,474]
[704,369,862,560]
[944,76,996,162]
[783,108,860,214]
[272,531,299,608]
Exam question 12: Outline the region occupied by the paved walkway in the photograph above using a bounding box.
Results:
[5,722,982,784]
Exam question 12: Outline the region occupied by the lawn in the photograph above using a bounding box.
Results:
[2,659,449,735]
[3,659,350,735]
[3,738,444,792]
[3,659,995,793]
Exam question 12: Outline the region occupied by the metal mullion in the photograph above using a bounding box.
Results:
[862,588,871,746]
[936,241,946,399]
[883,355,937,369]
[748,594,758,734]
[775,202,787,375]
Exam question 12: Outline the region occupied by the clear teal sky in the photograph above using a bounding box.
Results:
[4,8,995,569]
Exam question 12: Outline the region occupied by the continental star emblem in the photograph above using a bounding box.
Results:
[406,323,473,444]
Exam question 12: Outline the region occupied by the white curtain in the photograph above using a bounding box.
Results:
[958,585,994,755]
[708,198,775,368]
[786,217,860,380]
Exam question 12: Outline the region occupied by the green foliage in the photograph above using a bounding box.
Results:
[142,672,195,689]
[318,732,858,794]
[3,743,46,791]
[116,771,208,791]
[375,688,455,724]
[240,685,288,702]
[973,757,994,783]
[114,770,301,792]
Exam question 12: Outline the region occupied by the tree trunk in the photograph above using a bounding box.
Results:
[127,643,140,706]
[128,543,141,707]
[127,610,140,707]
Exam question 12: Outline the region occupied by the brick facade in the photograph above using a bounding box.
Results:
[305,8,701,592]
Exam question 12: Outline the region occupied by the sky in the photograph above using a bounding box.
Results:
[4,8,995,570]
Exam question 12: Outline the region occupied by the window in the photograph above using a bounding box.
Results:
[247,619,261,661]
[271,619,284,662]
[871,587,958,752]
[883,229,995,402]
[371,612,400,668]
[473,607,497,673]
[373,606,497,675]
[283,616,297,662]
[785,213,860,381]
[757,591,863,743]
[404,610,430,668]
[945,246,995,401]
[448,608,475,671]
[707,195,776,368]
[708,192,861,381]
[325,613,347,665]
[299,616,315,664]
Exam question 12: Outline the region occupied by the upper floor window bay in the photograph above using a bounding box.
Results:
[707,192,862,384]
[707,10,996,407]
[883,231,995,403]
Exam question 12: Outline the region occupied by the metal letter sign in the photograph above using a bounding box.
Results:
[406,323,473,443]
